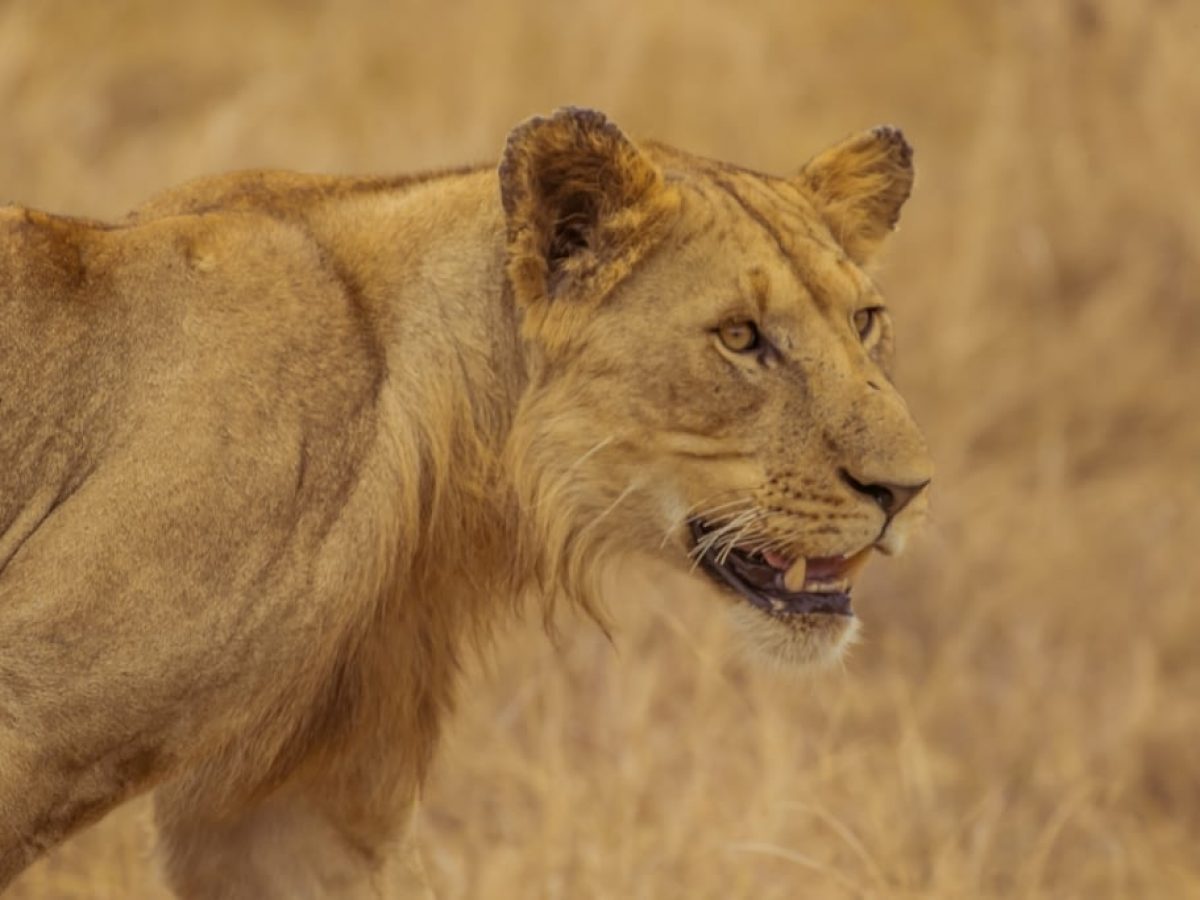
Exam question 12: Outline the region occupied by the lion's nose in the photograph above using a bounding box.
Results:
[840,470,930,519]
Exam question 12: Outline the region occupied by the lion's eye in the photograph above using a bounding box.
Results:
[717,320,760,353]
[853,307,881,342]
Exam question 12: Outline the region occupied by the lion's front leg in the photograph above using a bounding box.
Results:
[0,543,181,886]
[0,437,380,890]
[155,770,435,899]
[0,730,168,887]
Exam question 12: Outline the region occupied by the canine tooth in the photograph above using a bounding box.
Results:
[783,558,807,592]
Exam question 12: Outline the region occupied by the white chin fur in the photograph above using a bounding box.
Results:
[728,602,861,670]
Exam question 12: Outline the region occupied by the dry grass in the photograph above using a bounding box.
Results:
[4,0,1199,897]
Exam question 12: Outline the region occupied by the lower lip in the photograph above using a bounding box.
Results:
[747,590,853,617]
[698,554,854,617]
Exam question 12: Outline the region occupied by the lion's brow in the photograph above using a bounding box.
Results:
[707,172,857,315]
[708,174,796,275]
[745,266,771,314]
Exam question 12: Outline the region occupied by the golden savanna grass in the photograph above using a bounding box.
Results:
[4,1,1198,897]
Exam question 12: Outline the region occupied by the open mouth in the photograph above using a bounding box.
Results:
[688,519,872,618]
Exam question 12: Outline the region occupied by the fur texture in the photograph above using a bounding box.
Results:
[0,108,930,897]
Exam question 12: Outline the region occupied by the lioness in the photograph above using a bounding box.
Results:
[0,108,931,897]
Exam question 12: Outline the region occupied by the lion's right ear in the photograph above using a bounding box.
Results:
[797,126,914,266]
[499,108,678,307]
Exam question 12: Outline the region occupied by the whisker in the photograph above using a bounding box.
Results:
[581,482,640,541]
[714,513,767,565]
[710,509,757,541]
[521,436,619,514]
[673,488,839,573]
[687,495,755,520]
[691,512,739,550]
[754,534,797,557]
[566,435,615,472]
[742,533,781,557]
[661,493,755,552]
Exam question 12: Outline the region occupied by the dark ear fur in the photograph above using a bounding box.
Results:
[499,107,678,305]
[798,126,914,265]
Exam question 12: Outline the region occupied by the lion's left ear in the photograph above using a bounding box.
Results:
[499,107,678,306]
[797,126,914,265]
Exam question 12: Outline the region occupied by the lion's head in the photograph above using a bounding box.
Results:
[500,108,932,667]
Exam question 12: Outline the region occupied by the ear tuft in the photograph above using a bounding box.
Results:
[798,126,914,265]
[499,107,678,305]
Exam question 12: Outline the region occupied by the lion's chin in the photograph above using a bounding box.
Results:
[727,602,861,669]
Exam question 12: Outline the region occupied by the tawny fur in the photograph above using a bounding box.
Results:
[0,108,931,897]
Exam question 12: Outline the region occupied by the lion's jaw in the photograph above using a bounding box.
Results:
[500,110,932,668]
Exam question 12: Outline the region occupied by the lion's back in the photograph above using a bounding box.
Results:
[0,201,385,558]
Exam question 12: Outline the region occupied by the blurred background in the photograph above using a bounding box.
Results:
[4,0,1198,897]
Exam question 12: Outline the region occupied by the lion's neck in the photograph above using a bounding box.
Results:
[280,169,541,782]
[326,174,537,610]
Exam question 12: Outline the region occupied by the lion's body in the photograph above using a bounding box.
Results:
[0,110,931,897]
[0,170,526,895]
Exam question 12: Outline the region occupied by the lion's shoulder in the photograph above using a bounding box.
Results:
[0,206,113,295]
[130,170,356,222]
[131,165,490,223]
[0,200,326,302]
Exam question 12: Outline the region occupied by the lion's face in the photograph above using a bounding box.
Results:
[501,109,932,667]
